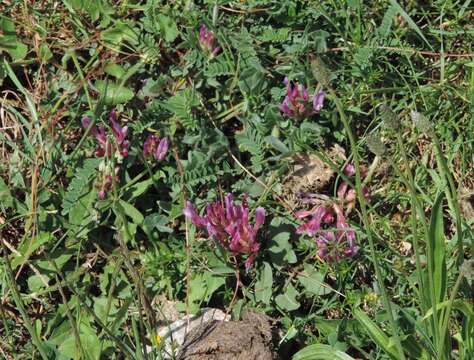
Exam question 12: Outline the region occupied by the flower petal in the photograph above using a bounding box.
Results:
[312,89,325,111]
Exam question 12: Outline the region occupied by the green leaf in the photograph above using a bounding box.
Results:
[58,320,101,360]
[0,16,28,61]
[255,262,273,305]
[38,43,53,62]
[156,14,179,43]
[268,231,297,266]
[62,158,100,215]
[104,63,126,79]
[297,265,330,296]
[188,272,225,310]
[388,0,433,50]
[265,135,289,154]
[292,344,355,360]
[118,200,144,226]
[0,177,13,208]
[275,283,300,311]
[100,21,138,45]
[95,80,134,105]
[11,232,53,269]
[354,309,400,359]
[429,192,446,304]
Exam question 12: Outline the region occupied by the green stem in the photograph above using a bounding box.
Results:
[328,88,406,360]
[394,133,438,340]
[437,271,464,357]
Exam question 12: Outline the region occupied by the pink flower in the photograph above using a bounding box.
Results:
[199,25,220,57]
[296,204,358,262]
[183,193,265,270]
[279,77,325,119]
[336,163,370,212]
[143,135,169,161]
[96,168,119,200]
[109,111,129,158]
[81,111,129,158]
[155,137,169,161]
[81,117,110,157]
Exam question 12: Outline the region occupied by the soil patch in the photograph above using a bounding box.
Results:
[177,311,278,360]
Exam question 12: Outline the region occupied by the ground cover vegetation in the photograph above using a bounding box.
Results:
[1,0,474,359]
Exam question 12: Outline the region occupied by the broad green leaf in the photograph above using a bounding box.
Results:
[298,265,331,296]
[156,14,179,43]
[58,320,101,360]
[268,231,297,266]
[95,80,134,105]
[104,63,126,79]
[292,343,355,360]
[265,135,289,154]
[100,21,138,45]
[118,200,144,226]
[38,43,53,62]
[354,309,400,359]
[275,283,300,311]
[255,262,273,305]
[0,16,28,60]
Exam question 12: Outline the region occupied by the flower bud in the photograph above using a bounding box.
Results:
[310,57,331,87]
[410,110,434,136]
[367,133,386,156]
[380,104,401,131]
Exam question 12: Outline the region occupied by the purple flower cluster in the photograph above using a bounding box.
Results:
[183,193,265,270]
[199,25,220,58]
[279,77,325,120]
[143,135,169,161]
[295,163,369,262]
[296,203,358,262]
[81,110,130,199]
[81,111,129,159]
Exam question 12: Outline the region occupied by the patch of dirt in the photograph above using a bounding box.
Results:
[281,145,346,209]
[177,311,278,360]
[459,186,474,226]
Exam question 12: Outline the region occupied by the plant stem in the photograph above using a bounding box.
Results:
[327,87,406,360]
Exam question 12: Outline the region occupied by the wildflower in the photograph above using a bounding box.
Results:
[336,163,370,213]
[155,137,169,161]
[81,111,130,159]
[143,135,169,161]
[199,25,220,58]
[279,77,325,120]
[183,193,265,270]
[295,163,369,262]
[296,203,358,262]
[96,167,119,200]
[109,110,130,158]
[81,117,110,157]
